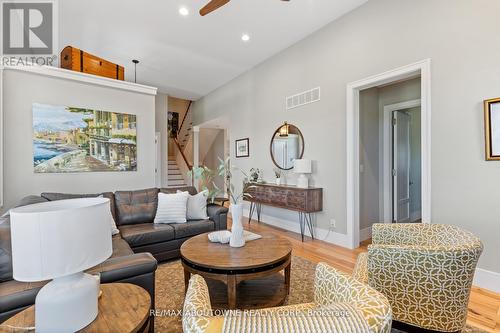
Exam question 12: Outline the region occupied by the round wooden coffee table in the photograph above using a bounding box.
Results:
[181,233,292,310]
[3,283,151,333]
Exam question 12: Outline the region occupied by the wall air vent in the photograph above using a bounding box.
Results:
[286,87,320,110]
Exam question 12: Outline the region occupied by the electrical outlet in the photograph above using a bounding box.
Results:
[330,219,336,229]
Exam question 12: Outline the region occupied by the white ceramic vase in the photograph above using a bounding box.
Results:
[229,204,245,248]
[276,178,281,185]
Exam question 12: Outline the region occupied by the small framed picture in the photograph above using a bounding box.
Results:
[484,98,500,160]
[235,138,250,158]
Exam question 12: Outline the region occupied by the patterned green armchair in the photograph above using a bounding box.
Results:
[353,223,483,333]
[183,262,392,333]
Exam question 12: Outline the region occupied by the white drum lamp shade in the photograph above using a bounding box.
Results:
[294,159,312,188]
[9,198,113,332]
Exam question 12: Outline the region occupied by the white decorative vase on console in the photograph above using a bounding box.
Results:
[230,203,245,248]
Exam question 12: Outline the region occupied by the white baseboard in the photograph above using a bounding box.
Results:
[242,208,351,248]
[360,226,372,242]
[473,268,500,293]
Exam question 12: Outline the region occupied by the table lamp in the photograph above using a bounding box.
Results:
[9,198,112,333]
[294,159,312,188]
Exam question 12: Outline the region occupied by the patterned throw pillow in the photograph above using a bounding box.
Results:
[154,192,190,224]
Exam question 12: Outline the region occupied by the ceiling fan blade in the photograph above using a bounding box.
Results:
[199,0,231,16]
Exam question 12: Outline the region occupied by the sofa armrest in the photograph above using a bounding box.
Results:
[314,262,392,333]
[207,204,228,230]
[352,252,368,284]
[16,195,49,207]
[87,252,157,283]
[183,275,219,333]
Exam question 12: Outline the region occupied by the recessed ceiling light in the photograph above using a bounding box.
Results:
[179,7,189,16]
[241,34,250,42]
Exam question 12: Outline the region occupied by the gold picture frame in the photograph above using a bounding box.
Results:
[484,98,500,160]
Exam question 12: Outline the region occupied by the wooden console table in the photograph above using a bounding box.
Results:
[245,183,323,242]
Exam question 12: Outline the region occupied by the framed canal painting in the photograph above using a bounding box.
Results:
[33,103,137,173]
[484,98,500,161]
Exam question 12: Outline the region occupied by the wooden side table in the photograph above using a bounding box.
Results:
[245,183,323,241]
[1,283,151,333]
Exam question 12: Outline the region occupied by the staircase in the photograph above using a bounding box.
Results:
[177,105,193,151]
[168,158,187,187]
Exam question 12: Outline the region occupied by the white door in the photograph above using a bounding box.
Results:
[393,111,411,223]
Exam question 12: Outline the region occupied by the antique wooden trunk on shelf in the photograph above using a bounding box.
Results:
[60,46,125,80]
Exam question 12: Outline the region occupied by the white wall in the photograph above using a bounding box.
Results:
[155,93,169,187]
[203,129,225,190]
[192,0,500,274]
[1,69,156,213]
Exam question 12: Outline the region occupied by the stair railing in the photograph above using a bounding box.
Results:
[173,100,194,186]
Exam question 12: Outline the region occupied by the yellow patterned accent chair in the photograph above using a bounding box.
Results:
[353,223,483,333]
[183,262,392,333]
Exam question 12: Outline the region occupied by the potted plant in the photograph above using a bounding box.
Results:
[274,168,282,185]
[249,168,260,183]
[218,158,255,247]
[188,166,221,203]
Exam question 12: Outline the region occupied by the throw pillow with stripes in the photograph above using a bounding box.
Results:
[154,192,189,224]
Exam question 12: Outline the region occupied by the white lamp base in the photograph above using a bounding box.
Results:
[35,272,99,333]
[297,174,309,188]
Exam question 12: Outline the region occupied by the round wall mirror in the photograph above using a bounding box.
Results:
[270,122,304,170]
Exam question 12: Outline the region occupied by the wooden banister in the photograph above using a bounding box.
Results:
[177,100,192,140]
[173,137,192,171]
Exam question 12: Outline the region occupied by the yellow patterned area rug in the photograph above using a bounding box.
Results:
[154,256,486,333]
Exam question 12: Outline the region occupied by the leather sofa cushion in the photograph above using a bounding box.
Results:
[41,192,117,222]
[0,279,45,314]
[115,188,159,225]
[87,252,157,284]
[0,219,12,283]
[119,223,175,247]
[111,235,134,258]
[170,219,215,239]
[160,186,198,195]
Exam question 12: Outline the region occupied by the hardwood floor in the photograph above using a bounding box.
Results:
[231,218,500,332]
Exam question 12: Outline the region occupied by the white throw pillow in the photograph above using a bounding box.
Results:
[99,195,120,235]
[178,190,209,220]
[154,192,190,224]
[107,206,120,236]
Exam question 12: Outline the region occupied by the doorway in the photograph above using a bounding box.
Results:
[346,59,431,249]
[392,107,421,223]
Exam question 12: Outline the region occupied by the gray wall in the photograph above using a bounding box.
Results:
[1,69,156,213]
[359,88,380,230]
[192,0,500,273]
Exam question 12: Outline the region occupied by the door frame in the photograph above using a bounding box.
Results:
[346,59,431,249]
[383,99,421,224]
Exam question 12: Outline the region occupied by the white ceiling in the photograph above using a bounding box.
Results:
[59,0,367,100]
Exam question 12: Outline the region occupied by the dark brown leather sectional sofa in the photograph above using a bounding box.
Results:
[0,186,228,329]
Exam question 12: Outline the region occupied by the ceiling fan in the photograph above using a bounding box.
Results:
[199,0,290,16]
